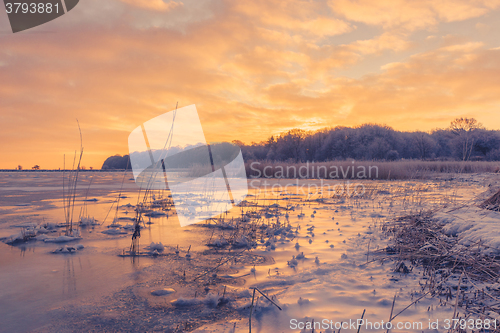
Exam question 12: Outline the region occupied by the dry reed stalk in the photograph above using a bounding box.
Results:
[245,160,500,180]
[386,293,396,333]
[451,271,464,333]
[248,288,256,333]
[357,309,365,333]
[247,287,283,333]
[480,189,500,211]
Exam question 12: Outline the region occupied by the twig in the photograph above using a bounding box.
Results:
[451,271,465,332]
[252,287,282,311]
[367,239,371,263]
[357,309,365,333]
[249,288,256,333]
[387,293,397,333]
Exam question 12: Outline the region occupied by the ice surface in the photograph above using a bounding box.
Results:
[44,235,82,243]
[151,288,176,296]
[1,171,499,332]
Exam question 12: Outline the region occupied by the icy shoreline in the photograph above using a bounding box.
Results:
[2,172,500,332]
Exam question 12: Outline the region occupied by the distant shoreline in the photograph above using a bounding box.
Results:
[3,160,500,180]
[0,169,131,172]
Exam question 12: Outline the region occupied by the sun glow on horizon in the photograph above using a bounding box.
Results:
[2,0,500,169]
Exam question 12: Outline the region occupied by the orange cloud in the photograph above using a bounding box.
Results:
[329,0,500,30]
[118,0,182,12]
[233,0,353,39]
[344,32,412,55]
[1,0,500,169]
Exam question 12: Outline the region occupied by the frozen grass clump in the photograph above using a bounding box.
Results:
[208,237,228,248]
[44,234,82,243]
[52,244,84,254]
[148,242,165,252]
[232,235,253,248]
[2,230,35,245]
[79,216,96,226]
[297,297,310,306]
[480,188,500,211]
[101,228,128,235]
[203,293,223,308]
[171,297,202,307]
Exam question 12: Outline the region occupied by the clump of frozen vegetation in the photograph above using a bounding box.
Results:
[44,231,81,243]
[380,205,500,322]
[147,242,165,252]
[79,216,96,226]
[52,244,84,254]
[101,228,128,235]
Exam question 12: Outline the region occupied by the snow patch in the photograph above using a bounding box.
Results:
[435,206,500,254]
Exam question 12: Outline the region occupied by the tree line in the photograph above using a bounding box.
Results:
[102,118,500,169]
[237,118,500,162]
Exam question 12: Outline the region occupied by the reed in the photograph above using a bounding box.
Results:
[245,160,500,180]
[63,120,84,237]
[378,211,500,322]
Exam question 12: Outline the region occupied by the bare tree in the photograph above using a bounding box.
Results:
[17,165,22,170]
[449,117,482,161]
[275,129,306,162]
[32,165,40,170]
[413,132,435,160]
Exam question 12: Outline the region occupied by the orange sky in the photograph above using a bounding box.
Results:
[1,0,500,169]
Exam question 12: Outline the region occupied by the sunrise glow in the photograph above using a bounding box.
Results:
[2,0,500,169]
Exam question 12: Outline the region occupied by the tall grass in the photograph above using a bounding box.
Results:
[245,160,500,180]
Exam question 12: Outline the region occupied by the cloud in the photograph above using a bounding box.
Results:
[118,0,182,12]
[1,0,500,168]
[343,32,412,55]
[330,43,500,129]
[233,0,353,39]
[329,0,500,31]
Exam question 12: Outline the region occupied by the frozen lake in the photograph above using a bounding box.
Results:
[0,171,498,332]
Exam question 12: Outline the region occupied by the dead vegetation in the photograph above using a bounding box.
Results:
[480,189,500,212]
[379,212,500,332]
[246,160,500,180]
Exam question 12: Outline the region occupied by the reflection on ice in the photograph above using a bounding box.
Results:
[0,172,499,332]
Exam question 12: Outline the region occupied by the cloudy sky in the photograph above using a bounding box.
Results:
[1,0,500,169]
